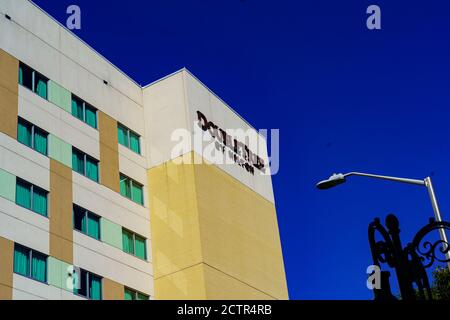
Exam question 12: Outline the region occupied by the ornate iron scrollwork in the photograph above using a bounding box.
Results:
[412,218,450,268]
[368,214,449,300]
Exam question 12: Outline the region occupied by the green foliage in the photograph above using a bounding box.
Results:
[431,266,450,300]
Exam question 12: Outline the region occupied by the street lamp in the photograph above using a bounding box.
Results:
[316,172,450,270]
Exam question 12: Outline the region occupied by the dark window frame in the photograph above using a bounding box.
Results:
[118,123,141,154]
[18,62,48,99]
[72,147,99,182]
[71,94,98,129]
[17,117,49,156]
[122,227,147,260]
[15,177,49,217]
[73,204,101,240]
[13,243,48,284]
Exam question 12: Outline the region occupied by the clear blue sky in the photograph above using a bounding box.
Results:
[32,0,450,299]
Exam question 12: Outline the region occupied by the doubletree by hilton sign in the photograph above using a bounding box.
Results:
[196,111,266,175]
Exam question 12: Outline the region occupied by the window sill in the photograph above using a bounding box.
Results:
[15,202,49,219]
[14,272,48,286]
[17,140,49,158]
[74,229,101,242]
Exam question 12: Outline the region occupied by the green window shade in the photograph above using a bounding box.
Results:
[120,175,131,198]
[137,293,149,300]
[72,97,84,120]
[18,65,23,85]
[73,206,87,233]
[36,78,48,100]
[33,128,48,155]
[89,275,102,300]
[32,187,48,217]
[132,182,143,205]
[124,288,135,300]
[16,179,31,210]
[130,132,140,154]
[14,245,30,276]
[31,252,47,283]
[86,157,99,182]
[118,125,128,147]
[72,150,84,174]
[87,214,100,240]
[122,230,134,255]
[85,105,97,129]
[135,235,146,260]
[17,119,32,147]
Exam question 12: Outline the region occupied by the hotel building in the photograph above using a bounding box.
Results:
[0,0,288,300]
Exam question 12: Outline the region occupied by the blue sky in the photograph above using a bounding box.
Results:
[32,0,450,299]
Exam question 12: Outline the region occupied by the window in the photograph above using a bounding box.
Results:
[15,178,48,217]
[73,268,102,300]
[17,118,48,156]
[18,62,48,99]
[120,174,143,205]
[124,287,149,300]
[73,204,101,240]
[122,228,147,260]
[13,244,47,283]
[118,124,141,154]
[71,95,97,129]
[72,148,99,182]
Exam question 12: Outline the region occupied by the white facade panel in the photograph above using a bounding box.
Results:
[12,274,86,300]
[72,173,150,237]
[73,237,153,296]
[18,87,101,159]
[0,134,50,191]
[0,197,49,254]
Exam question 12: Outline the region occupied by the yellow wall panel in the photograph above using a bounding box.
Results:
[154,263,207,300]
[148,152,288,300]
[203,264,273,300]
[98,112,120,192]
[0,49,19,139]
[148,153,203,280]
[0,236,13,300]
[49,160,73,264]
[103,278,125,300]
[194,160,288,300]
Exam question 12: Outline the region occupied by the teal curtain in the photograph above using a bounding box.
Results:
[17,119,32,147]
[120,175,131,198]
[72,150,85,174]
[33,128,48,155]
[14,245,30,276]
[89,275,102,300]
[31,252,47,282]
[137,293,149,300]
[71,98,84,120]
[132,182,143,205]
[135,235,146,260]
[16,179,31,210]
[118,125,128,147]
[85,105,97,129]
[32,187,48,217]
[73,206,87,233]
[122,230,134,255]
[124,288,135,300]
[36,78,47,100]
[87,214,100,240]
[18,65,23,85]
[86,158,98,182]
[130,132,140,154]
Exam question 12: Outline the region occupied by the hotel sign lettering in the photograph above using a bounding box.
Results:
[196,111,266,175]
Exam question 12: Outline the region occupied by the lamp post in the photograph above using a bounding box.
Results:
[316,172,450,271]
